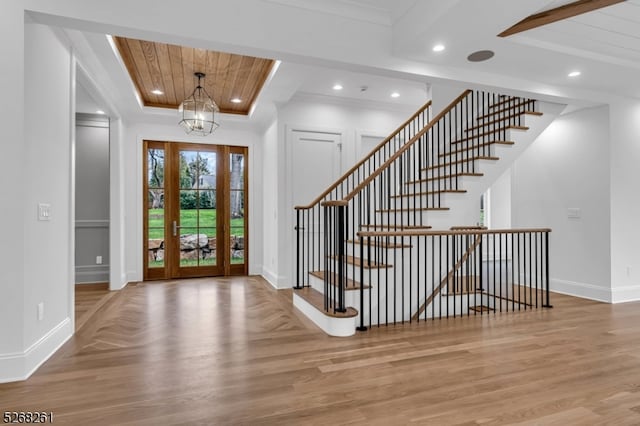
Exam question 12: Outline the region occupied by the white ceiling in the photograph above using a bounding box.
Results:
[48,0,640,129]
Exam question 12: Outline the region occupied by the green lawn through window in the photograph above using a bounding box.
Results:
[148,209,244,239]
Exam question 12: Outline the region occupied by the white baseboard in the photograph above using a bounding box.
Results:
[262,268,281,289]
[550,278,611,303]
[611,285,640,303]
[0,318,72,383]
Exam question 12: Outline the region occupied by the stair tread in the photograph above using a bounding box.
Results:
[293,287,359,318]
[309,271,370,290]
[452,126,528,144]
[478,110,543,121]
[377,207,450,213]
[406,172,483,184]
[469,305,495,313]
[360,224,432,230]
[488,98,534,111]
[465,124,528,134]
[478,109,542,121]
[391,189,467,198]
[330,255,392,269]
[423,157,499,171]
[348,239,412,249]
[439,141,514,158]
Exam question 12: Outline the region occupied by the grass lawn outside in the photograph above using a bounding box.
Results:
[148,209,244,239]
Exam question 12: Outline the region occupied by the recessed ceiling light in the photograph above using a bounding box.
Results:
[433,44,445,52]
[96,110,105,114]
[568,71,581,77]
[151,89,164,95]
[391,92,400,98]
[333,84,343,91]
[230,97,242,104]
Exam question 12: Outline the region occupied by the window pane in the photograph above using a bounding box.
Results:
[148,230,164,268]
[179,227,203,267]
[148,207,164,231]
[197,151,217,189]
[200,227,217,266]
[198,190,216,228]
[147,149,164,188]
[230,153,244,190]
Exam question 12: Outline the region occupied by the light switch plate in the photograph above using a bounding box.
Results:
[38,203,51,221]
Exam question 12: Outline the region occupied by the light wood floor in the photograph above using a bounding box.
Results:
[2,276,640,425]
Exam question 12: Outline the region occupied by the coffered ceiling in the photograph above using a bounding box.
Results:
[113,36,275,115]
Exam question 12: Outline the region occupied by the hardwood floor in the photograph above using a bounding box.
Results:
[74,283,112,332]
[2,276,640,425]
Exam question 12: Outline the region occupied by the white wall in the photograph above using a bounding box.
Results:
[272,96,419,288]
[609,99,640,302]
[0,0,26,367]
[0,21,75,383]
[262,120,280,287]
[121,121,264,282]
[511,106,612,301]
[488,169,512,229]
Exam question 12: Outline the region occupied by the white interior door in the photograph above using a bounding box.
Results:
[359,134,384,160]
[292,130,342,206]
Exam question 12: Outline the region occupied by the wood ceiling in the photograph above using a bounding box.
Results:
[113,36,275,115]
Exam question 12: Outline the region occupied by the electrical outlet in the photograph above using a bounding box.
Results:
[37,302,44,321]
[96,255,103,265]
[38,203,51,221]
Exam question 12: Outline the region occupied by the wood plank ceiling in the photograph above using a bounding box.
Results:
[113,36,275,115]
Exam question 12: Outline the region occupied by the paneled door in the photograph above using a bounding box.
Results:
[144,141,248,280]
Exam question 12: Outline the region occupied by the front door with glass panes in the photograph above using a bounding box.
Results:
[144,141,248,279]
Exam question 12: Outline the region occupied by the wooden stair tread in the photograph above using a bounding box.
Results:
[391,189,467,198]
[479,291,534,307]
[309,271,370,290]
[488,98,533,110]
[439,141,514,158]
[377,207,450,213]
[465,124,529,134]
[478,110,543,121]
[360,224,432,230]
[348,239,412,249]
[469,305,495,313]
[293,287,358,318]
[406,172,483,184]
[452,126,528,144]
[467,116,529,130]
[330,255,392,269]
[478,109,542,120]
[423,157,499,171]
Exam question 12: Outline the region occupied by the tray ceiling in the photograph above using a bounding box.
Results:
[113,36,275,115]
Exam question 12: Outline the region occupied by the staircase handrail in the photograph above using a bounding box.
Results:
[294,99,432,210]
[323,89,472,206]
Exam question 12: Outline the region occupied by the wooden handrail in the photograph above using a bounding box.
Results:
[294,99,432,210]
[357,227,552,238]
[342,90,472,202]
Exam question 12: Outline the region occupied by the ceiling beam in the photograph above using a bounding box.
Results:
[498,0,626,37]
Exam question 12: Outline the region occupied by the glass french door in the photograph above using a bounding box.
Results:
[144,141,248,280]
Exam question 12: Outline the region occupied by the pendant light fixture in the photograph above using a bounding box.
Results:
[178,72,219,136]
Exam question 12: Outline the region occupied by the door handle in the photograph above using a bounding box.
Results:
[172,220,181,237]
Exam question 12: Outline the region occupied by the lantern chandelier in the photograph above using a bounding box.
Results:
[178,72,220,136]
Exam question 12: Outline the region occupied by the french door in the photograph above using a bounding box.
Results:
[143,141,248,280]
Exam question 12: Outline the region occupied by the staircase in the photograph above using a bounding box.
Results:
[293,90,563,336]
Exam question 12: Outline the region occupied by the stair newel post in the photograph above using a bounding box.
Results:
[295,208,302,289]
[543,231,553,308]
[323,204,329,311]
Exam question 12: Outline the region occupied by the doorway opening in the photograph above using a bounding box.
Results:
[143,141,248,280]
